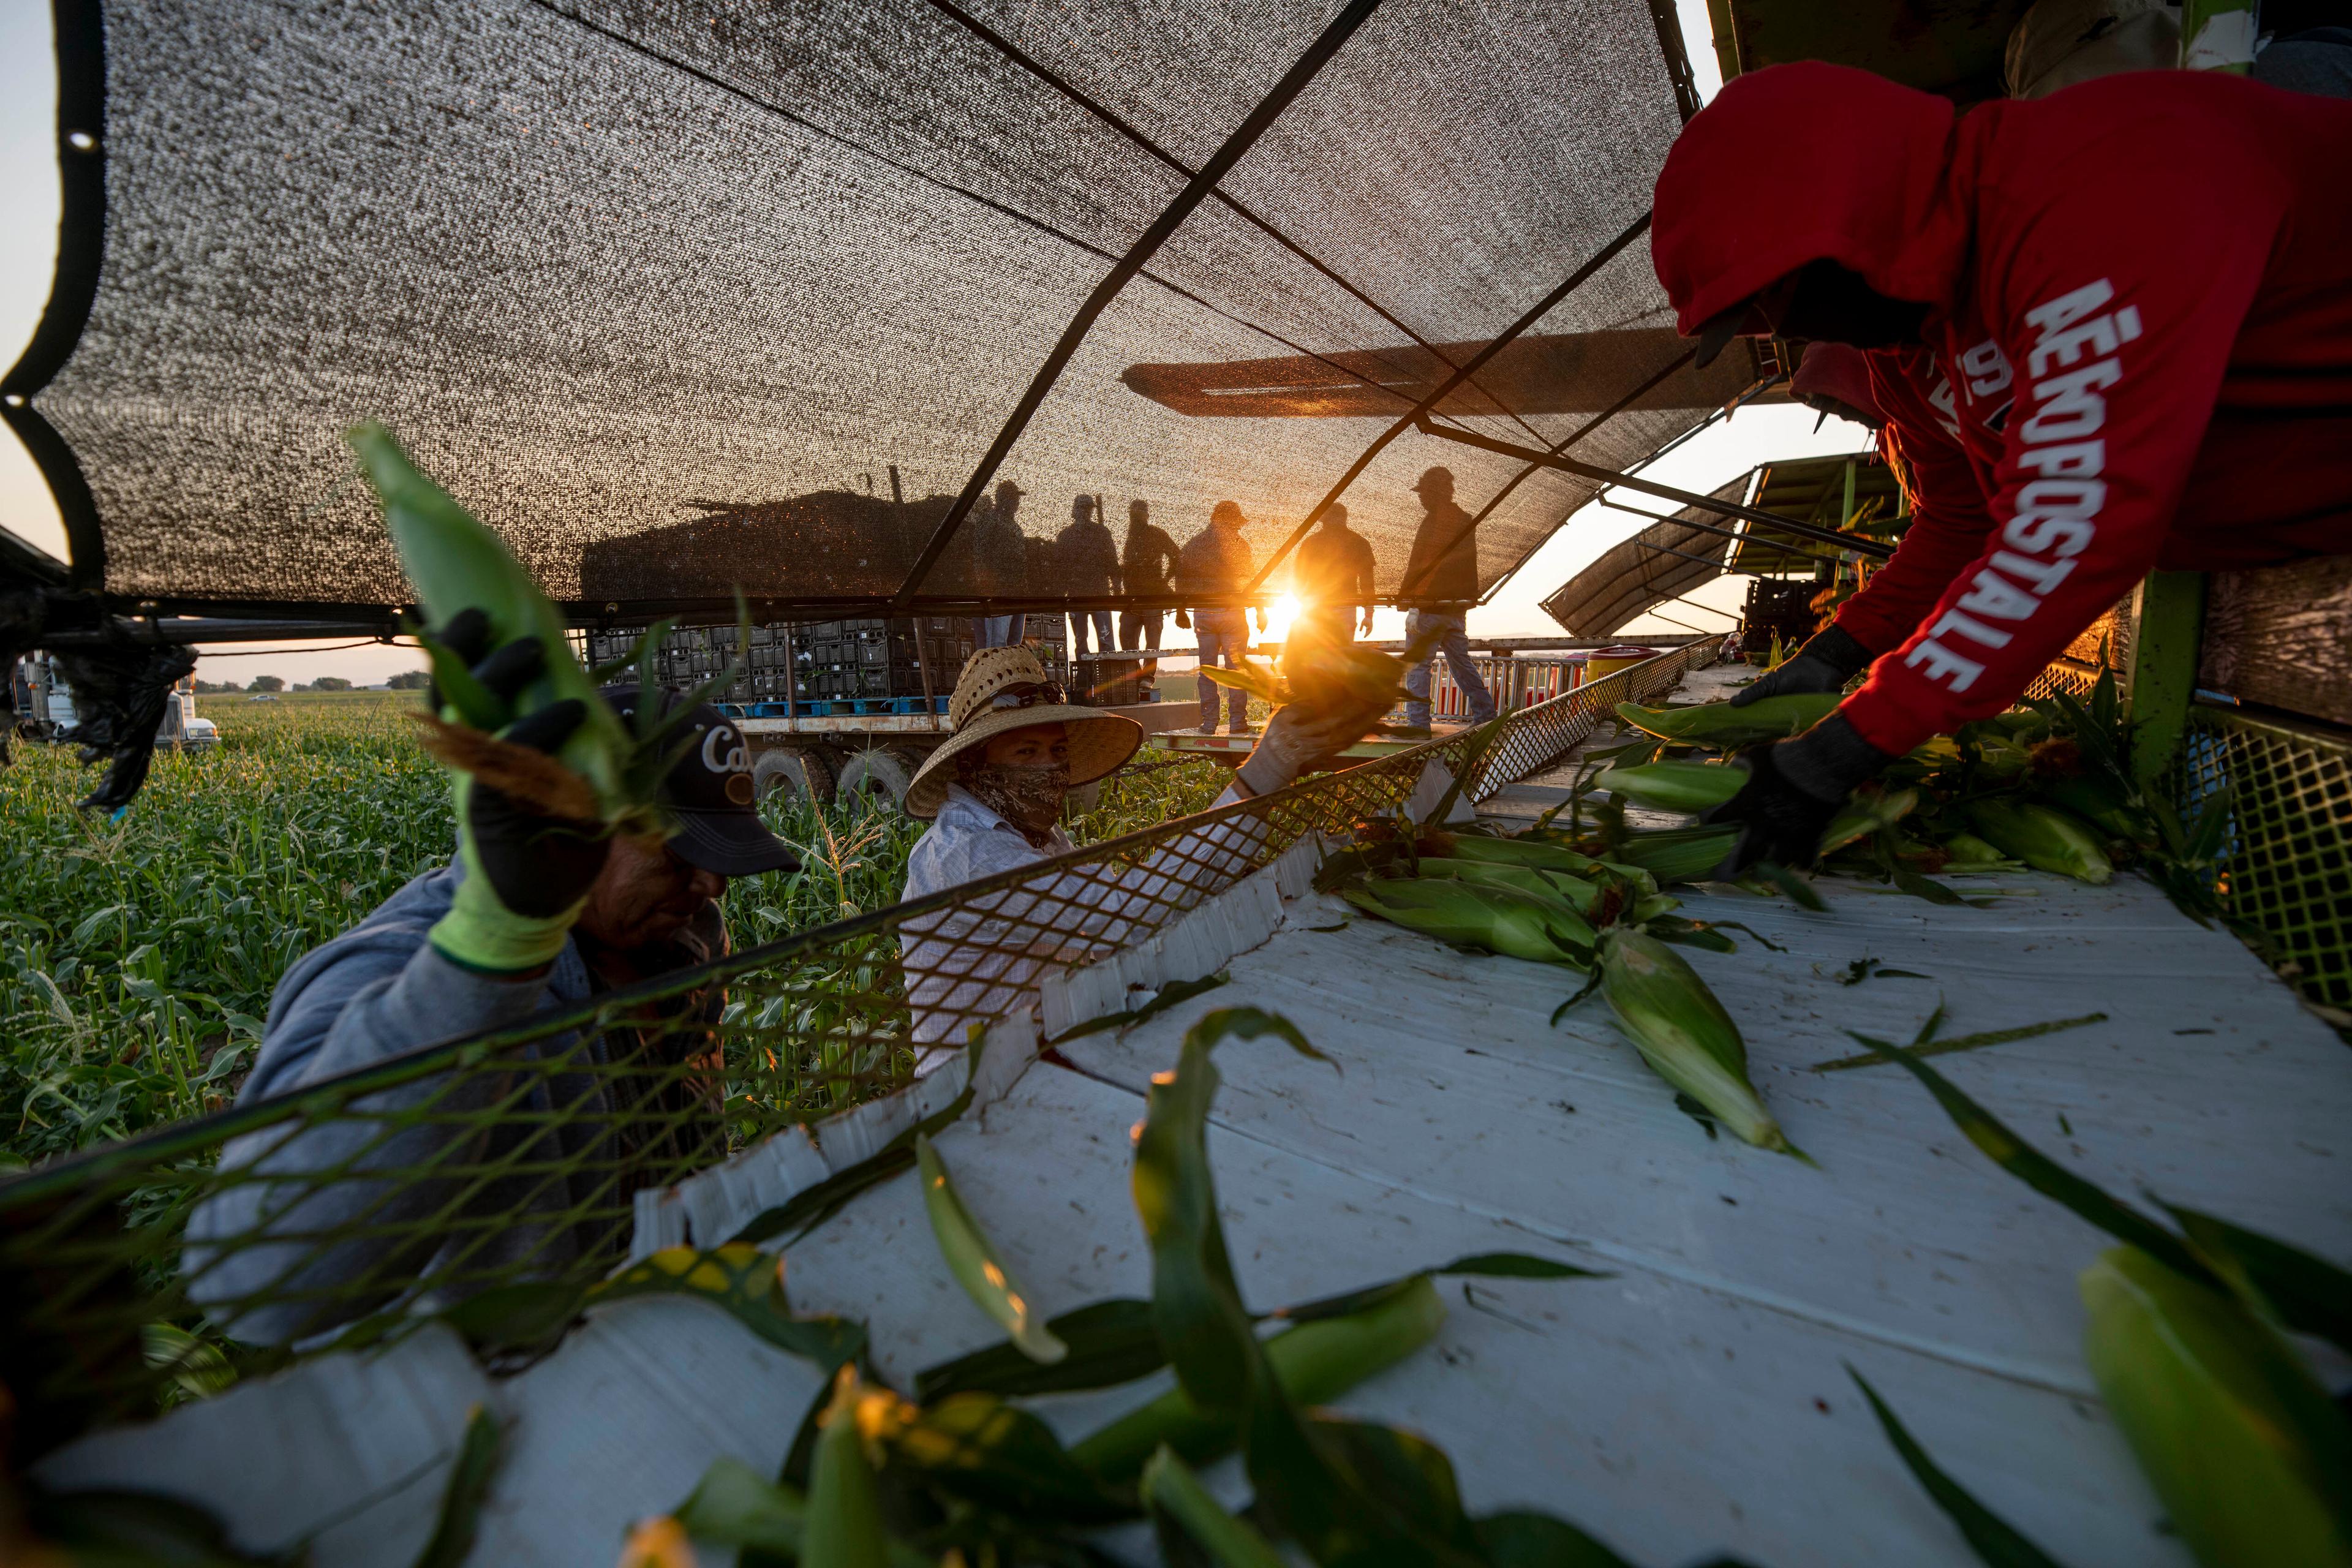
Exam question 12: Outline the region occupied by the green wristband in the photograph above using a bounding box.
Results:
[428,816,586,975]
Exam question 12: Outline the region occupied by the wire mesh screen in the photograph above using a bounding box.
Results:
[15,0,1749,614]
[0,639,1711,1451]
[2169,707,2352,1014]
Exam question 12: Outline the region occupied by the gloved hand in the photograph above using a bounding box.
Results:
[1174,609,1191,630]
[1728,623,1873,708]
[1235,685,1391,798]
[424,609,612,975]
[1702,711,1892,874]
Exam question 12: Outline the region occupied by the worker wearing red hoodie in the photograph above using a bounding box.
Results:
[1649,62,2352,871]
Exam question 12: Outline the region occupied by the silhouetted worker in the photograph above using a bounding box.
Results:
[1396,467,1496,736]
[1120,499,1179,701]
[1292,502,1377,643]
[1177,500,1256,735]
[970,479,1029,649]
[1057,494,1120,661]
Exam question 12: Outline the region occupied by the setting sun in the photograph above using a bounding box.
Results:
[1264,593,1301,643]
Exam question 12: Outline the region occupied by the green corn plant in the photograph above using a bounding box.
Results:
[1596,929,1804,1159]
[1962,800,2113,885]
[1591,761,1746,815]
[1613,692,1842,748]
[1344,878,1593,967]
[2081,1246,2352,1568]
[916,1133,1068,1365]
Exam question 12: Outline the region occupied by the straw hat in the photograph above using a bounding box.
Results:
[904,644,1143,819]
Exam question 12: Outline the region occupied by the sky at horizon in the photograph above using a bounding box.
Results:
[0,0,1869,690]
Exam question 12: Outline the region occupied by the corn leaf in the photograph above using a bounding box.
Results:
[804,1367,894,1568]
[407,1404,502,1568]
[886,1391,1133,1524]
[671,1457,814,1561]
[2158,1203,2352,1359]
[1809,1014,2106,1074]
[1421,712,1508,827]
[591,1243,868,1371]
[916,1298,1164,1402]
[1271,1253,1607,1325]
[916,1132,1068,1364]
[1847,1368,2070,1568]
[1050,972,1231,1044]
[1474,1512,1642,1567]
[731,1030,986,1246]
[1143,1447,1291,1568]
[1750,859,1828,912]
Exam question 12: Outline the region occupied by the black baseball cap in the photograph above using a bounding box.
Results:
[600,686,802,877]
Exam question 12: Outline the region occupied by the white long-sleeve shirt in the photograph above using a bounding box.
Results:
[898,781,1261,1044]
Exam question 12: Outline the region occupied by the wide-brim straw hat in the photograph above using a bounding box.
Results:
[905,644,1143,819]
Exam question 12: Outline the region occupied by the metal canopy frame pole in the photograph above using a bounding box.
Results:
[892,0,1389,608]
[1410,415,1894,559]
[1394,345,1701,605]
[921,0,1558,455]
[1594,497,1837,572]
[1244,213,1654,595]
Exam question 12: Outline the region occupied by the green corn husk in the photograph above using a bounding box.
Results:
[1614,692,1842,748]
[2034,774,2149,842]
[916,1134,1066,1365]
[1417,856,1599,910]
[2081,1246,2352,1568]
[1597,929,1800,1157]
[1427,832,1659,894]
[1939,832,2007,867]
[1964,799,2113,884]
[1140,1448,1291,1568]
[1068,1275,1445,1482]
[1613,827,1741,885]
[1345,878,1592,965]
[1591,761,1746,814]
[1818,788,1918,857]
[352,424,639,814]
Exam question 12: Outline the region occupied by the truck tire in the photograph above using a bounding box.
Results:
[753,745,834,807]
[835,744,919,807]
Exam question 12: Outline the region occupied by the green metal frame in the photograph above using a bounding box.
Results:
[2124,570,2207,789]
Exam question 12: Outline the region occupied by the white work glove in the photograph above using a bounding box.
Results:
[1234,692,1387,798]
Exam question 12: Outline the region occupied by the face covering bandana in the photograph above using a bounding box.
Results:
[964,761,1071,845]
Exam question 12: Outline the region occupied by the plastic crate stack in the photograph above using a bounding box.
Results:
[585,618,1014,706]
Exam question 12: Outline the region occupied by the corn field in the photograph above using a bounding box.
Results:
[0,692,1233,1172]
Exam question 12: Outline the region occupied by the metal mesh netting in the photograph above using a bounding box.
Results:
[13,0,1751,616]
[0,639,1717,1449]
[2171,707,2352,1012]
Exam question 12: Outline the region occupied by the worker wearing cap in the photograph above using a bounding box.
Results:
[1176,499,1260,734]
[183,611,802,1343]
[897,644,1389,1042]
[1397,467,1498,737]
[1057,494,1121,661]
[1648,61,2352,871]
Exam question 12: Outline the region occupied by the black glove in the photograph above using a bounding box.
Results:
[1703,712,1892,874]
[427,609,612,973]
[1728,624,1874,707]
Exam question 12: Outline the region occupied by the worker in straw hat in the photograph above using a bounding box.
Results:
[897,643,1389,1041]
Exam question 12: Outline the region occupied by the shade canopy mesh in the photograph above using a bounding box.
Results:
[1539,478,1744,637]
[12,0,1755,616]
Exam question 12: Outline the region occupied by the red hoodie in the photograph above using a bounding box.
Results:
[1653,64,2352,756]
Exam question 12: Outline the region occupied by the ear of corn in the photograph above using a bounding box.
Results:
[1963,799,2113,884]
[2080,1246,2352,1568]
[1591,761,1746,814]
[804,1366,894,1568]
[351,424,639,818]
[1140,1447,1292,1568]
[1939,832,2008,866]
[1067,1273,1445,1482]
[1597,929,1801,1158]
[1416,856,1600,912]
[916,1133,1067,1365]
[1612,827,1741,885]
[1346,878,1592,965]
[1429,832,1662,895]
[2032,774,2148,842]
[1818,788,1918,857]
[1614,693,1842,747]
